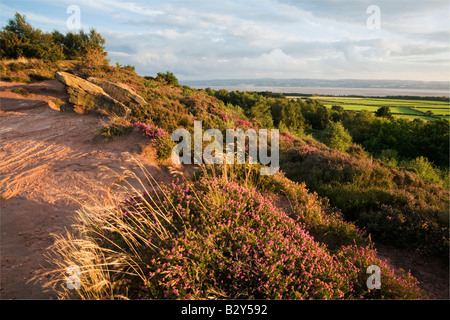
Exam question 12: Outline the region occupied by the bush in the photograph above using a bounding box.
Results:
[132,121,168,140]
[96,118,133,140]
[402,156,444,186]
[156,134,175,161]
[12,87,30,96]
[155,71,179,87]
[322,122,352,152]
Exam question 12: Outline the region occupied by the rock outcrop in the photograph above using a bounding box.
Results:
[55,71,129,116]
[88,77,147,107]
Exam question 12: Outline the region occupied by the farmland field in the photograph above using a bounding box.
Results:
[288,96,450,121]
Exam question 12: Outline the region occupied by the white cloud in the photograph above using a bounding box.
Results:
[2,0,447,81]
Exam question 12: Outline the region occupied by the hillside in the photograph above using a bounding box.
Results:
[0,77,195,298]
[0,58,448,299]
[0,13,448,300]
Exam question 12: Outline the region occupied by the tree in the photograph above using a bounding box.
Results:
[248,100,273,128]
[342,110,375,142]
[3,12,35,39]
[310,105,331,130]
[1,13,64,61]
[279,100,304,133]
[331,105,345,122]
[375,106,393,119]
[322,122,352,152]
[156,71,179,86]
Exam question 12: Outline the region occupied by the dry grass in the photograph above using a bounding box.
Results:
[34,157,179,299]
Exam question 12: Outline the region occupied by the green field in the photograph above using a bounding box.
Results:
[288,96,450,121]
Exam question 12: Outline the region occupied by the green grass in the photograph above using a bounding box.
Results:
[293,96,450,121]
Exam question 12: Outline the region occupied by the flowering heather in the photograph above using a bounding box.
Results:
[133,121,168,140]
[279,131,297,151]
[93,176,424,300]
[259,171,367,249]
[280,143,450,256]
[235,118,252,129]
[337,245,425,299]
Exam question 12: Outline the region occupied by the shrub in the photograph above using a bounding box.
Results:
[132,121,168,140]
[96,118,133,140]
[402,156,444,186]
[156,134,175,161]
[12,87,30,96]
[143,80,159,88]
[181,85,196,96]
[155,71,179,87]
[322,122,352,152]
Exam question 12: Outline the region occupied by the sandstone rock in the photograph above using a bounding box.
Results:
[55,71,129,117]
[88,77,147,106]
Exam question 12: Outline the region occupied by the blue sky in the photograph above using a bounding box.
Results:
[1,0,449,81]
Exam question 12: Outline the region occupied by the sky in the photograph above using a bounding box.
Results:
[1,0,449,81]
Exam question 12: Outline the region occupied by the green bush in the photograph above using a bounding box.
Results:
[155,71,179,86]
[402,156,444,186]
[12,87,30,96]
[322,122,352,152]
[96,118,133,140]
[156,134,176,161]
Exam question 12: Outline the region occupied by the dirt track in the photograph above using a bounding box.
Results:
[0,80,180,299]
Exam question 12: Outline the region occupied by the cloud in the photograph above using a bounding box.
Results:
[2,0,448,81]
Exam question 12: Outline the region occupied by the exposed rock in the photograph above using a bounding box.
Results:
[55,71,129,117]
[88,77,147,106]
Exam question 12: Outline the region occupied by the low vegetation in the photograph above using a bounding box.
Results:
[44,165,425,300]
[2,13,448,300]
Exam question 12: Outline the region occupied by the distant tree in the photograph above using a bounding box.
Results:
[248,100,273,128]
[1,12,64,61]
[375,106,393,119]
[331,105,344,113]
[310,105,331,130]
[342,110,376,142]
[322,122,353,152]
[279,100,304,133]
[156,71,179,86]
[331,105,345,122]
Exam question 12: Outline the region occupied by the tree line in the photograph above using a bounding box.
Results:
[1,13,107,64]
[206,88,449,169]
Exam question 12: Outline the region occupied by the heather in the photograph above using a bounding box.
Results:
[280,142,449,257]
[45,172,425,300]
[3,15,446,299]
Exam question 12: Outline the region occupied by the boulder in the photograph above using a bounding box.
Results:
[87,77,147,106]
[55,71,129,117]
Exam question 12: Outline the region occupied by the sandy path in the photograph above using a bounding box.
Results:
[0,81,182,299]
